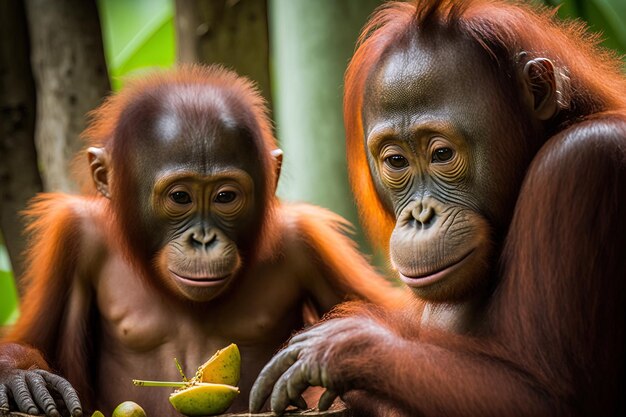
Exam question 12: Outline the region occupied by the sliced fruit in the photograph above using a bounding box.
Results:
[132,344,241,415]
[195,343,240,386]
[169,383,240,416]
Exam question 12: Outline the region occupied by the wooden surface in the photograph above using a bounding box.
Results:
[7,408,352,417]
[217,408,351,417]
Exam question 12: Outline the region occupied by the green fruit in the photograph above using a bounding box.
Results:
[132,344,241,416]
[169,383,239,416]
[195,343,241,386]
[91,412,105,417]
[112,401,147,417]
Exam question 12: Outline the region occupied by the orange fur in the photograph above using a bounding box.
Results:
[5,194,103,407]
[81,65,282,279]
[1,65,406,415]
[344,2,414,251]
[335,1,626,415]
[343,0,626,252]
[281,203,410,309]
[78,65,278,222]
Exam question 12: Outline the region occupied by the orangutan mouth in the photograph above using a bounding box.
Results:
[169,270,231,287]
[398,250,474,288]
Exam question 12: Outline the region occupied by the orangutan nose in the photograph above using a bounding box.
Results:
[411,203,435,228]
[190,230,217,250]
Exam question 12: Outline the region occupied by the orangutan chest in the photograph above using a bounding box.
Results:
[94,254,303,353]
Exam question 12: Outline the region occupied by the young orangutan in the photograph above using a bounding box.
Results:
[250,1,626,416]
[0,65,406,417]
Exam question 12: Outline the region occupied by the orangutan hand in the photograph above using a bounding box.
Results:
[0,368,82,417]
[249,316,395,414]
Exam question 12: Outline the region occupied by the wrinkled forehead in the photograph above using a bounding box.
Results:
[363,32,499,124]
[124,84,263,177]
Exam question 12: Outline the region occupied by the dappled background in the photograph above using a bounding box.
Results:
[1,0,625,328]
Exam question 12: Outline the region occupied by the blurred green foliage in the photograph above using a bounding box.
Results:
[544,0,626,59]
[0,238,19,326]
[0,0,176,327]
[98,0,175,91]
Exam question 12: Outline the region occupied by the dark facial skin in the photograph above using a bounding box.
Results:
[104,87,266,303]
[362,34,531,304]
[150,132,258,302]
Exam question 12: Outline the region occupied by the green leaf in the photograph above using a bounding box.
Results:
[583,0,626,56]
[544,0,626,59]
[0,269,19,326]
[98,0,176,90]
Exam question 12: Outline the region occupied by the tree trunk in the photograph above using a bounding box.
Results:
[0,0,43,290]
[25,0,110,193]
[269,0,384,258]
[175,0,272,108]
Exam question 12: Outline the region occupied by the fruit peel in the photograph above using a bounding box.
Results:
[132,344,241,416]
[112,401,147,417]
[169,383,240,416]
[195,343,240,386]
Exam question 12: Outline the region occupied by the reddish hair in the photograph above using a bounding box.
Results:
[81,64,277,193]
[344,0,626,251]
[80,65,281,280]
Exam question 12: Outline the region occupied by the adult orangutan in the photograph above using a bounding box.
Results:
[250,1,626,416]
[0,65,406,417]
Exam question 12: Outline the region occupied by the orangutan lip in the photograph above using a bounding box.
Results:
[398,250,474,288]
[169,271,230,287]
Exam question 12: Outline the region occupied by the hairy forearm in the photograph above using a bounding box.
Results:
[0,343,50,374]
[251,314,556,416]
[342,391,413,417]
[341,333,553,417]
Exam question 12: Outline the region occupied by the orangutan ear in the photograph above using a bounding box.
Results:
[87,147,111,199]
[271,148,283,191]
[521,57,558,121]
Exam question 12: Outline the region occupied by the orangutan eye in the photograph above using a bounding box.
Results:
[385,155,409,169]
[170,191,192,204]
[214,191,237,204]
[432,147,454,163]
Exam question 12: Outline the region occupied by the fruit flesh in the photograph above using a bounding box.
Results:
[169,383,240,416]
[132,344,241,415]
[195,343,240,386]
